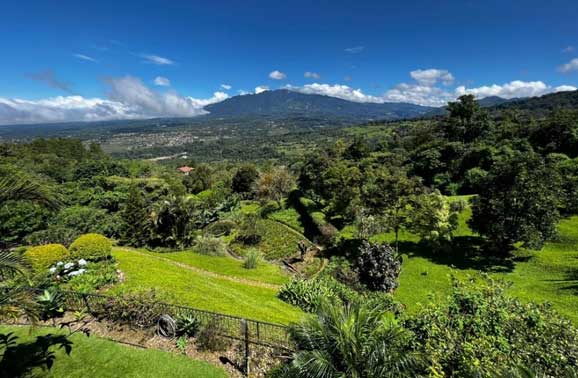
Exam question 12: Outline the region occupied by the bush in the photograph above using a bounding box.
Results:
[278,277,358,313]
[243,249,261,269]
[259,200,280,218]
[196,319,232,352]
[235,213,262,245]
[194,236,227,256]
[204,220,237,236]
[101,291,164,328]
[23,244,70,271]
[356,241,402,292]
[69,233,112,261]
[406,276,578,377]
[26,226,79,247]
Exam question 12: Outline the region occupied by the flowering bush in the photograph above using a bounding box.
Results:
[48,259,88,281]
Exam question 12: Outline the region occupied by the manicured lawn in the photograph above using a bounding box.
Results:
[0,325,227,378]
[137,249,290,286]
[384,197,578,322]
[110,248,302,324]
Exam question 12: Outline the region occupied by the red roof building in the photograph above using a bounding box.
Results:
[177,166,194,175]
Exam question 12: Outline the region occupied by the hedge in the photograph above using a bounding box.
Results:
[69,233,113,260]
[24,244,70,271]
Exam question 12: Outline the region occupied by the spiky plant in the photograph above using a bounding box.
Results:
[277,300,425,378]
[0,170,61,210]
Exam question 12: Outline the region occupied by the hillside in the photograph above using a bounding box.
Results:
[204,89,434,120]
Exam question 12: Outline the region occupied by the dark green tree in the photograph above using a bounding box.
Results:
[120,186,150,247]
[468,150,561,252]
[231,165,259,195]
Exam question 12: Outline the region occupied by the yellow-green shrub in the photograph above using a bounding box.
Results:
[24,244,70,271]
[69,233,112,260]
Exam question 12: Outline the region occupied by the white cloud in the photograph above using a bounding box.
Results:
[555,84,578,92]
[383,84,455,106]
[269,70,286,80]
[0,76,228,125]
[562,46,575,53]
[290,83,382,103]
[220,84,232,90]
[153,76,171,86]
[255,85,269,94]
[73,54,98,63]
[558,58,578,73]
[304,71,321,79]
[140,54,175,65]
[410,69,454,86]
[344,46,364,54]
[455,80,576,99]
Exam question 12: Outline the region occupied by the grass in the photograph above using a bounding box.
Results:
[377,196,578,323]
[268,207,305,234]
[230,219,308,260]
[0,325,227,378]
[110,248,302,324]
[138,249,290,285]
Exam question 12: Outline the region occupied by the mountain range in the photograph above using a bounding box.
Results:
[204,89,435,121]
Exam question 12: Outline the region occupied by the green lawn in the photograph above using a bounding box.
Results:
[0,325,227,378]
[137,249,290,286]
[110,248,302,324]
[384,198,578,322]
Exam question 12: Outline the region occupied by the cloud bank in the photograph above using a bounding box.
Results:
[288,68,576,107]
[0,76,227,125]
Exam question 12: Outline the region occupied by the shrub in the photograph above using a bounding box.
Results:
[406,276,578,377]
[26,226,79,247]
[278,277,358,313]
[243,249,261,269]
[101,291,164,328]
[69,233,112,261]
[196,319,232,352]
[259,200,280,218]
[194,236,227,256]
[235,213,262,245]
[23,244,70,271]
[204,220,237,236]
[356,241,402,292]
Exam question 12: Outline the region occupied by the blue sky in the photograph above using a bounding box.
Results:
[1,0,578,124]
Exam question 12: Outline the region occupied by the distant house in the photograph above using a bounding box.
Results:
[177,166,194,175]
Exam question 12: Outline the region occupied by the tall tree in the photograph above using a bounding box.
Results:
[120,186,150,247]
[469,150,561,252]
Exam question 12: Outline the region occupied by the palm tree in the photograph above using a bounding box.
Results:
[0,170,61,210]
[276,300,425,378]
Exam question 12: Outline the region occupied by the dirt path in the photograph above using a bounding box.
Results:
[115,247,282,290]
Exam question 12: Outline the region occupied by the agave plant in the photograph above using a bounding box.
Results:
[277,300,425,378]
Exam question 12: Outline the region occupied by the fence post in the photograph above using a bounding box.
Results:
[81,293,92,314]
[242,319,250,377]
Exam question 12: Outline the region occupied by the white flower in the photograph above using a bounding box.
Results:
[56,261,64,266]
[49,267,57,274]
[68,269,86,277]
[64,262,74,269]
[78,259,87,266]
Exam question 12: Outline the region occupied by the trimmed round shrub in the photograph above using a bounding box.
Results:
[69,233,112,261]
[23,244,70,271]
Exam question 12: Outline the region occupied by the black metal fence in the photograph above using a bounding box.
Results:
[49,289,294,351]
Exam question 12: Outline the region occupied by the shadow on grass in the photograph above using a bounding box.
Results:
[287,190,322,242]
[398,236,530,273]
[553,261,578,295]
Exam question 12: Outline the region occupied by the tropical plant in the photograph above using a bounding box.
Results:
[36,289,65,321]
[275,300,424,378]
[175,313,202,337]
[0,169,61,210]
